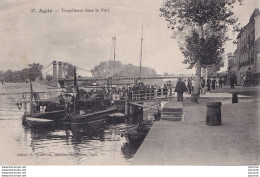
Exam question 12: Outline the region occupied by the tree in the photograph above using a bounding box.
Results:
[45,74,53,81]
[0,71,3,82]
[160,0,242,99]
[91,61,157,78]
[12,71,22,82]
[21,68,30,82]
[3,70,14,83]
[91,61,123,77]
[62,62,74,78]
[28,63,43,81]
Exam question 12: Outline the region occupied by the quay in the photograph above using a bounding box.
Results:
[131,87,259,165]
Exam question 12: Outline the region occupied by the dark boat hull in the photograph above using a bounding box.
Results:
[22,110,65,125]
[30,110,65,120]
[63,107,118,125]
[124,121,153,147]
[108,113,126,124]
[124,131,147,147]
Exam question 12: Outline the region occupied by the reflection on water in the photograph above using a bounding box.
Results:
[0,83,144,165]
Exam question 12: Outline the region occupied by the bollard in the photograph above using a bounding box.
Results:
[206,102,222,126]
[232,92,238,103]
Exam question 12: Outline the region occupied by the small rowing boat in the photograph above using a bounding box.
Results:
[123,120,153,147]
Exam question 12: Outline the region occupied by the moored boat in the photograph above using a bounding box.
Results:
[18,78,66,125]
[123,120,153,147]
[108,112,126,124]
[26,117,54,127]
[62,67,124,126]
[63,107,119,125]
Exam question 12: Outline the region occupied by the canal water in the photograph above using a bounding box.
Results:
[0,83,148,165]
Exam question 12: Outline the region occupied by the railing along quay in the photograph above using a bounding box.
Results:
[129,88,175,102]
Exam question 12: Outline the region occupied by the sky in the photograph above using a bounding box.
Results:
[0,0,259,76]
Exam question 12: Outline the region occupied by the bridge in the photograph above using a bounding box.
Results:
[58,74,195,82]
[43,60,195,87]
[42,61,194,117]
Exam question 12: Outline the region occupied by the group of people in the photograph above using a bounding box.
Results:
[128,79,187,102]
[129,82,173,101]
[206,77,225,91]
[101,76,230,103]
[242,74,255,87]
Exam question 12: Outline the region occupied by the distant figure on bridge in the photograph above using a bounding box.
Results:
[175,78,187,102]
[168,81,172,96]
[157,86,162,97]
[151,85,155,99]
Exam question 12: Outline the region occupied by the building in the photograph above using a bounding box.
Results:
[255,10,260,74]
[236,8,260,84]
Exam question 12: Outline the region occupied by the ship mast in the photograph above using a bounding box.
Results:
[112,37,116,80]
[139,25,144,79]
[112,37,116,83]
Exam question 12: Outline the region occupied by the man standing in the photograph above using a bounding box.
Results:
[230,76,235,89]
[200,77,205,94]
[219,78,223,88]
[175,78,187,102]
[163,84,168,98]
[207,78,211,92]
[212,78,216,89]
[191,79,195,93]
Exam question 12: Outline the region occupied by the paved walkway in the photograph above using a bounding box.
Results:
[131,93,259,165]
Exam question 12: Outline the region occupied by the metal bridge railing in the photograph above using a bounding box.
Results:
[130,88,175,101]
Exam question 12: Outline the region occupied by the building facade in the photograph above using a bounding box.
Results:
[235,8,260,84]
[255,11,260,74]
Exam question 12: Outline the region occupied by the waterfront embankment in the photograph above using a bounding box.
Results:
[131,87,259,165]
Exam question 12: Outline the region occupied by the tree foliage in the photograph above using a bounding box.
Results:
[62,62,74,78]
[160,0,242,96]
[91,60,157,78]
[160,0,242,68]
[160,0,242,32]
[181,30,225,68]
[1,63,43,83]
[45,74,53,81]
[28,63,43,81]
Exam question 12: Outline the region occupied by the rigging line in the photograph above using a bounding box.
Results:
[42,61,54,72]
[42,67,53,77]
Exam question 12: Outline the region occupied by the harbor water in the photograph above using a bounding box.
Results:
[0,83,144,165]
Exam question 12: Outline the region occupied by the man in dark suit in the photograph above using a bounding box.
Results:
[175,78,187,102]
